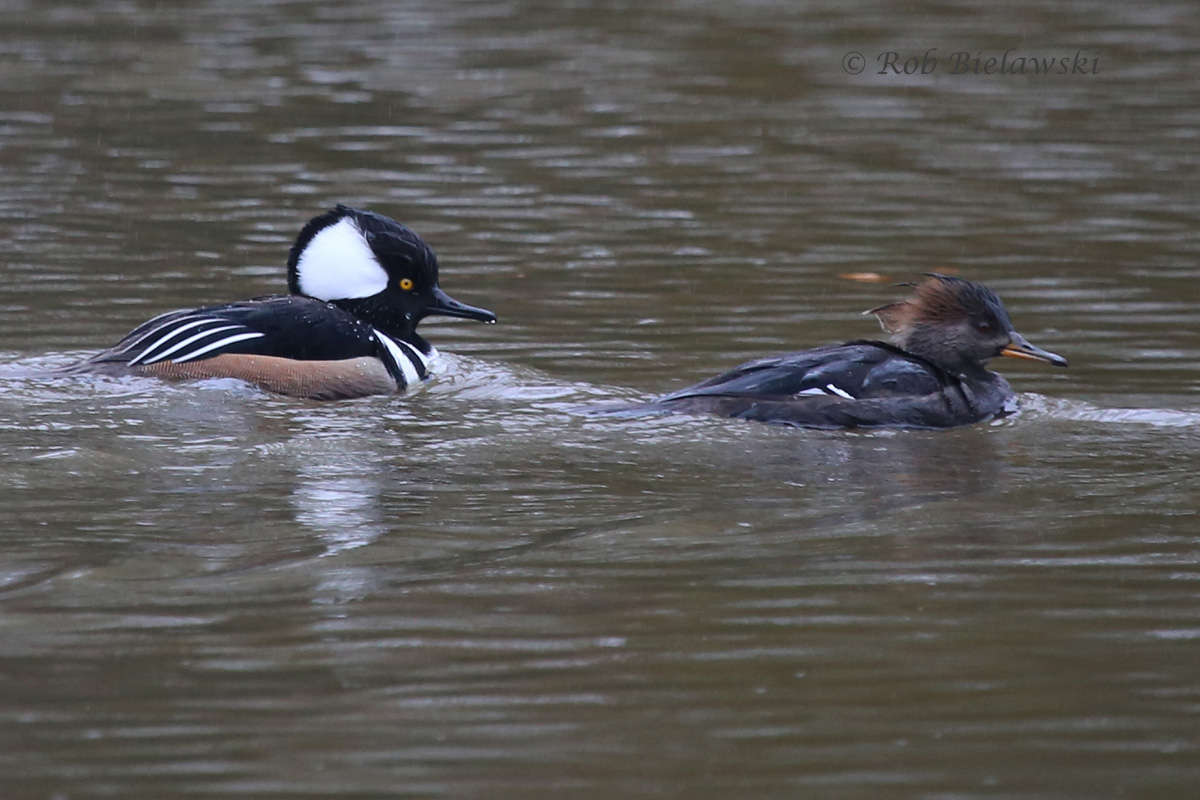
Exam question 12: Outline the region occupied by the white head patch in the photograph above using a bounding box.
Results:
[294,216,388,300]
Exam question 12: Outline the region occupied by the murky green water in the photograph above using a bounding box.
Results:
[2,1,1199,797]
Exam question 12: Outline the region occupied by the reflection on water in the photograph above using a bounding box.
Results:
[2,0,1200,797]
[294,468,386,557]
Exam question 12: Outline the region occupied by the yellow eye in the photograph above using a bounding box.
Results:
[399,278,414,291]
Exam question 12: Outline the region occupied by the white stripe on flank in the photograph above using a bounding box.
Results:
[171,331,266,363]
[374,329,423,388]
[396,338,430,372]
[797,387,826,396]
[825,383,854,400]
[139,324,245,365]
[128,318,228,365]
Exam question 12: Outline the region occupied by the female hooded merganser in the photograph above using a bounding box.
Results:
[63,205,496,400]
[628,274,1067,430]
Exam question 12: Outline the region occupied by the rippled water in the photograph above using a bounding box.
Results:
[2,0,1200,797]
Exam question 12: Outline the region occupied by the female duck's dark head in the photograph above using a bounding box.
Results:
[286,205,496,339]
[867,274,1067,376]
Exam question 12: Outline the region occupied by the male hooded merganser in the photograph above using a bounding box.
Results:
[63,205,496,400]
[627,274,1067,430]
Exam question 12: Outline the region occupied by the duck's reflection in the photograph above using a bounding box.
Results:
[288,442,394,604]
[293,467,388,557]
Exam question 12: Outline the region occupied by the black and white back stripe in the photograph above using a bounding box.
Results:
[373,329,434,388]
[121,313,266,366]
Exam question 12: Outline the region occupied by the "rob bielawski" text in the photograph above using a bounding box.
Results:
[877,48,1099,76]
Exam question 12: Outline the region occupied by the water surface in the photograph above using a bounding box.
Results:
[2,1,1199,797]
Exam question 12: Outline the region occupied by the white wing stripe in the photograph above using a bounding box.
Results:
[128,318,229,365]
[139,324,245,365]
[170,332,267,363]
[797,385,856,399]
[114,313,200,355]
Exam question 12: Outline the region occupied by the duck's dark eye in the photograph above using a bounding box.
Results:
[975,321,992,333]
[399,278,415,291]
